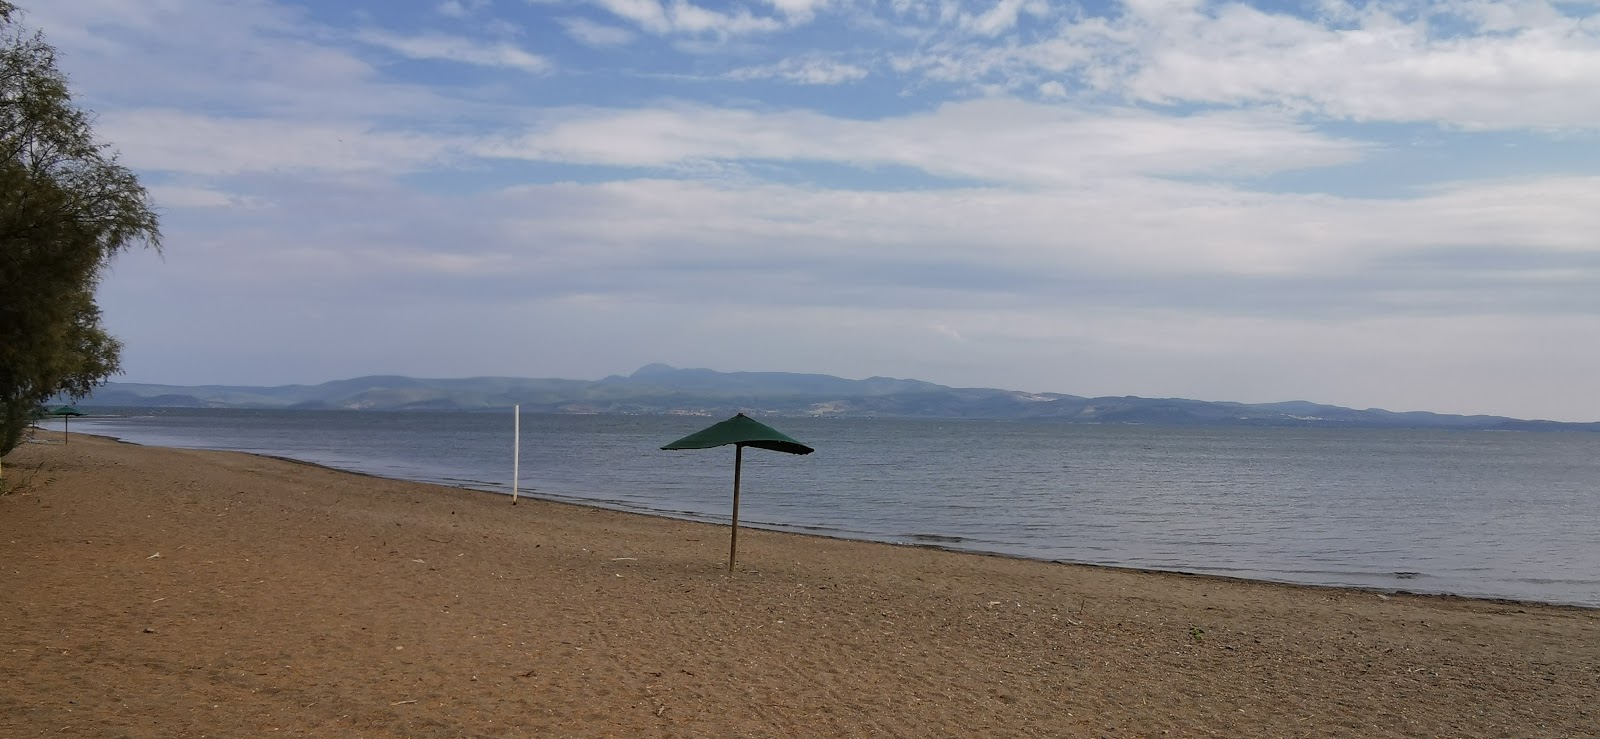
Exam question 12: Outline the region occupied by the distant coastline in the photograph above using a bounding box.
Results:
[71,363,1600,431]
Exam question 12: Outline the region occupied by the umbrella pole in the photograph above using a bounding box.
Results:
[729,443,743,573]
[63,415,69,444]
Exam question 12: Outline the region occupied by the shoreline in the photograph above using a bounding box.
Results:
[277,447,1600,613]
[4,433,1598,736]
[43,430,1600,612]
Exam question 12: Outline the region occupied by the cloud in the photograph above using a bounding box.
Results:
[589,0,670,32]
[147,185,271,210]
[759,0,834,23]
[185,169,1592,315]
[895,0,1600,130]
[486,174,1600,292]
[435,0,496,18]
[25,0,473,122]
[560,16,638,47]
[1106,0,1600,129]
[354,30,552,72]
[726,57,868,84]
[483,99,1368,184]
[100,110,468,176]
[958,0,1048,37]
[589,0,788,36]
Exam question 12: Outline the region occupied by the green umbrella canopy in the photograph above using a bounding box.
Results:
[661,413,813,573]
[661,413,814,455]
[49,405,85,445]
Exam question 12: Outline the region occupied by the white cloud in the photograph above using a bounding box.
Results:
[958,0,1046,37]
[590,0,670,32]
[355,30,552,72]
[590,0,788,36]
[668,1,785,34]
[303,247,515,277]
[27,0,475,123]
[481,174,1600,286]
[437,0,494,17]
[148,185,271,209]
[759,0,834,23]
[483,99,1368,184]
[1108,0,1600,129]
[899,0,1600,130]
[101,110,467,176]
[727,57,868,84]
[178,169,1574,311]
[560,16,638,46]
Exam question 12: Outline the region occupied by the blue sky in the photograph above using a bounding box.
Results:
[25,0,1600,420]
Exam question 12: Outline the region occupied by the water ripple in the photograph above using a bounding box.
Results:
[60,409,1600,608]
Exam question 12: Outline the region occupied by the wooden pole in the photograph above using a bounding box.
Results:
[63,415,69,444]
[729,443,743,573]
[511,405,520,505]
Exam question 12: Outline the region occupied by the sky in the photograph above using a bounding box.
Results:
[22,0,1600,420]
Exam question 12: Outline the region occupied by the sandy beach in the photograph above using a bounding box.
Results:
[2,433,1596,738]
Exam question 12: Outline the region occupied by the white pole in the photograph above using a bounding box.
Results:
[512,404,520,505]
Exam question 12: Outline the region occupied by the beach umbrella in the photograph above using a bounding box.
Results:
[49,406,85,444]
[661,413,814,572]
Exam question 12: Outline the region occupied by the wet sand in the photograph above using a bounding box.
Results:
[2,433,1596,737]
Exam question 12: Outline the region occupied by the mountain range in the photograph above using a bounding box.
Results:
[69,364,1598,431]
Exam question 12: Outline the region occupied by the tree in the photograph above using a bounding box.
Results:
[0,1,160,465]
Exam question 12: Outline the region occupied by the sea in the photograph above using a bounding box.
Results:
[41,408,1600,608]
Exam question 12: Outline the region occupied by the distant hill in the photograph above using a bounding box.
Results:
[72,364,1600,431]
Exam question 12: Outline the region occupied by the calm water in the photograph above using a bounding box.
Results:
[48,408,1600,607]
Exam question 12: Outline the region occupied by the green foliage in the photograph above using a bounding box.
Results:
[0,2,160,456]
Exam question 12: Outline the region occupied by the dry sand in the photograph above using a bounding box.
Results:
[2,433,1596,738]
